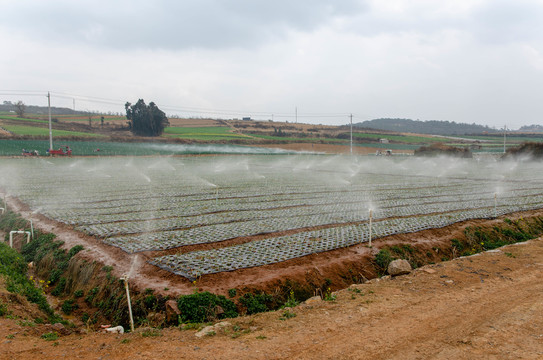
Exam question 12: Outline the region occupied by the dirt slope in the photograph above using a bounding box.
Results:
[2,237,542,359]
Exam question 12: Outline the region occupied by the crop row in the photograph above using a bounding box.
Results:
[149,201,534,280]
[102,191,543,252]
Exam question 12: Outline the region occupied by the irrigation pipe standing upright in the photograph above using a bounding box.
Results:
[47,92,53,152]
[494,193,497,218]
[368,209,373,247]
[350,114,353,156]
[503,125,507,154]
[120,276,135,332]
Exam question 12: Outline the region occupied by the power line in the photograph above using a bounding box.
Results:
[0,89,355,121]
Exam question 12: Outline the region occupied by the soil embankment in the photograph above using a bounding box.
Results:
[1,235,542,359]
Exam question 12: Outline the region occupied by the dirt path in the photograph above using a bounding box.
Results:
[2,237,542,359]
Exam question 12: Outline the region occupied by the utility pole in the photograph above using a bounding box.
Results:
[350,114,353,155]
[47,92,53,152]
[295,106,297,124]
[503,124,507,153]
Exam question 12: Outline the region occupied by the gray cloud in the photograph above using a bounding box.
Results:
[1,0,366,50]
[344,0,543,48]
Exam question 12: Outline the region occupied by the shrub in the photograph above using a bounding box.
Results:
[61,299,77,315]
[67,245,84,259]
[177,291,237,323]
[374,249,394,274]
[51,277,66,296]
[239,292,274,314]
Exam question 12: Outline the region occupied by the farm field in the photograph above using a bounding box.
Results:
[1,155,542,282]
[1,124,104,138]
[163,126,251,141]
[0,140,295,156]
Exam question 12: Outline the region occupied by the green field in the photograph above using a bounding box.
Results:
[0,115,49,124]
[2,125,103,138]
[248,133,348,143]
[163,126,252,141]
[0,139,295,156]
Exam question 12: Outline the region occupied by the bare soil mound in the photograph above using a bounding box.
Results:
[504,142,543,160]
[414,143,472,158]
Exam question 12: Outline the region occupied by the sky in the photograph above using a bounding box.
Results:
[1,0,543,129]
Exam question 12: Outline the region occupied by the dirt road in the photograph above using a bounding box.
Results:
[2,237,542,359]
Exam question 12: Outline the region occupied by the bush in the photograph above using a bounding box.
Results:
[177,291,237,323]
[374,249,394,274]
[61,299,77,315]
[239,292,274,314]
[67,245,84,259]
[51,277,66,296]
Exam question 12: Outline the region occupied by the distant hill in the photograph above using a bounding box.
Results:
[518,124,543,132]
[0,101,115,116]
[354,118,498,135]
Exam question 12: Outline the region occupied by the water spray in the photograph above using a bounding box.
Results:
[494,193,497,218]
[368,209,373,247]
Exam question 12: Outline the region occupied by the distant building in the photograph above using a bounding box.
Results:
[379,138,389,144]
[242,117,252,121]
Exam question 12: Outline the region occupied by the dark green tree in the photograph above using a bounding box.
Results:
[125,99,169,136]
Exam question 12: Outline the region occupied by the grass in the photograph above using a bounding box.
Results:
[0,241,54,316]
[41,332,59,341]
[0,115,49,124]
[278,310,296,320]
[163,126,251,140]
[248,133,347,143]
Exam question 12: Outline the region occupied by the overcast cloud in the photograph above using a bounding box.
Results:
[1,0,543,128]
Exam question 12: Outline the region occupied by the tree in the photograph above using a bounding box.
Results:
[15,100,25,118]
[125,99,169,137]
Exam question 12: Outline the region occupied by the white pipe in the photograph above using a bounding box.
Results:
[30,219,34,239]
[368,209,373,247]
[121,276,135,332]
[494,193,497,218]
[9,231,31,248]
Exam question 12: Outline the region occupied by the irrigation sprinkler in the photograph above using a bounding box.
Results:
[494,193,497,218]
[30,219,34,240]
[368,209,373,247]
[9,231,31,248]
[120,275,135,332]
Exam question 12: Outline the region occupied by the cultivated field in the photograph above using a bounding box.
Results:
[1,155,542,283]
